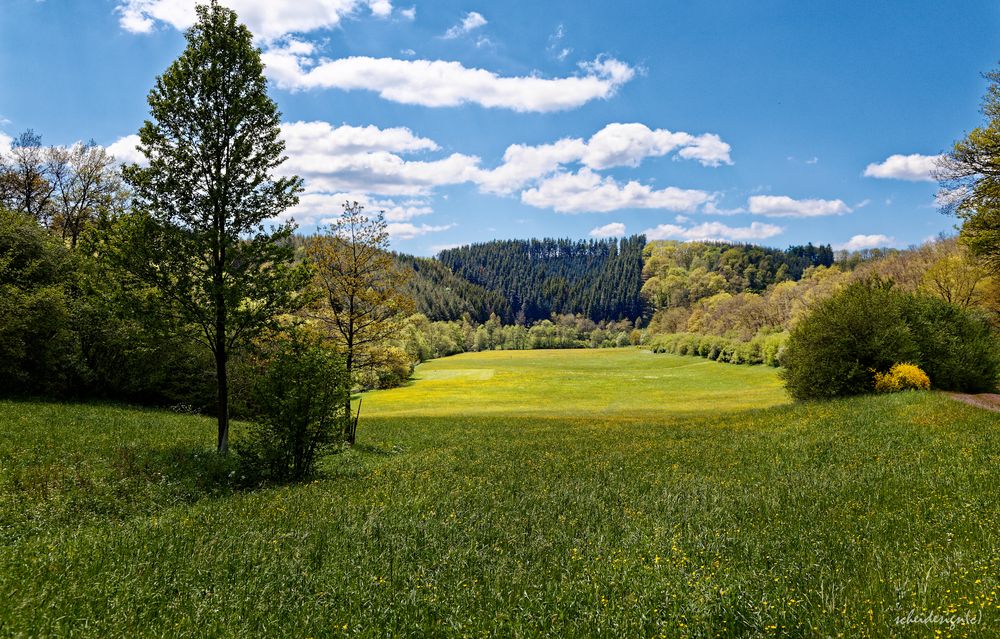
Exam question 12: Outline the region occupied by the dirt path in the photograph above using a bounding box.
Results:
[944,391,1000,413]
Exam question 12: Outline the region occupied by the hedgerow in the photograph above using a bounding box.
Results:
[649,332,787,367]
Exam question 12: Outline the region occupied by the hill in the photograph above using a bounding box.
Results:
[435,236,647,324]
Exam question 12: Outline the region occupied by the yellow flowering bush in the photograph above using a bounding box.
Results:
[873,363,931,393]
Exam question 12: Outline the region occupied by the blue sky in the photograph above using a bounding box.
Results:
[1,0,998,255]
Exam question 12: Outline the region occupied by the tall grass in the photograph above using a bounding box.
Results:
[1,350,997,637]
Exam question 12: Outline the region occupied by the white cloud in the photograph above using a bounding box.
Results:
[0,131,12,155]
[368,0,392,17]
[399,6,415,20]
[280,120,439,155]
[643,221,784,242]
[584,123,731,169]
[475,122,731,195]
[442,11,486,39]
[863,153,941,182]
[386,222,454,240]
[673,214,690,223]
[855,198,871,208]
[589,222,626,238]
[284,150,480,197]
[702,201,745,216]
[105,134,146,164]
[805,156,818,165]
[281,192,433,227]
[400,48,416,56]
[834,234,895,251]
[521,168,712,214]
[278,121,479,196]
[116,0,392,41]
[748,195,851,218]
[262,47,636,112]
[475,137,587,194]
[547,24,572,61]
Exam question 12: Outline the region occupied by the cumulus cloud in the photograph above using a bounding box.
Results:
[281,120,439,154]
[442,11,486,39]
[103,134,145,164]
[748,195,851,218]
[863,153,942,182]
[643,221,784,242]
[0,131,12,155]
[262,46,636,112]
[475,138,587,194]
[835,234,895,251]
[116,0,392,41]
[104,119,729,221]
[521,169,712,214]
[278,121,479,196]
[286,151,479,197]
[589,222,626,238]
[475,123,731,194]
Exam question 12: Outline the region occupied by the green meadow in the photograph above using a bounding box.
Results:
[1,349,998,638]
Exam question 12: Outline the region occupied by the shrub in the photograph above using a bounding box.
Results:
[874,363,931,393]
[238,330,349,483]
[781,279,920,400]
[760,333,788,367]
[901,295,1000,393]
[782,278,999,400]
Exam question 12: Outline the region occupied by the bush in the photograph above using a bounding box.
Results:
[782,279,999,400]
[901,294,1000,393]
[874,363,931,393]
[237,330,350,483]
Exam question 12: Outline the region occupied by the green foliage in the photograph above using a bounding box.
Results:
[0,209,80,395]
[939,66,1000,276]
[900,293,1000,392]
[782,280,920,400]
[395,254,510,322]
[641,240,834,311]
[649,332,787,367]
[118,2,308,452]
[782,279,999,400]
[237,330,349,483]
[437,236,646,323]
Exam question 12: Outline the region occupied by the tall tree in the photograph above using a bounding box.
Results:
[1,130,56,225]
[120,1,305,453]
[49,142,124,248]
[307,202,414,444]
[938,66,1000,275]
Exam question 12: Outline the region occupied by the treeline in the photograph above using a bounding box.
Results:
[646,236,1000,392]
[435,236,646,324]
[641,240,834,309]
[394,313,640,364]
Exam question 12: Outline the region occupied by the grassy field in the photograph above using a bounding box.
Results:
[1,349,998,638]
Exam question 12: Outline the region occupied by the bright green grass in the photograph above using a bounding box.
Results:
[1,349,998,638]
[364,349,787,418]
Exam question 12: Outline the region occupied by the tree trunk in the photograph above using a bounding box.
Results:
[344,349,354,445]
[216,345,229,454]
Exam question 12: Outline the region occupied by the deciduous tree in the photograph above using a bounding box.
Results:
[119,1,306,453]
[306,202,414,444]
[938,66,1000,275]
